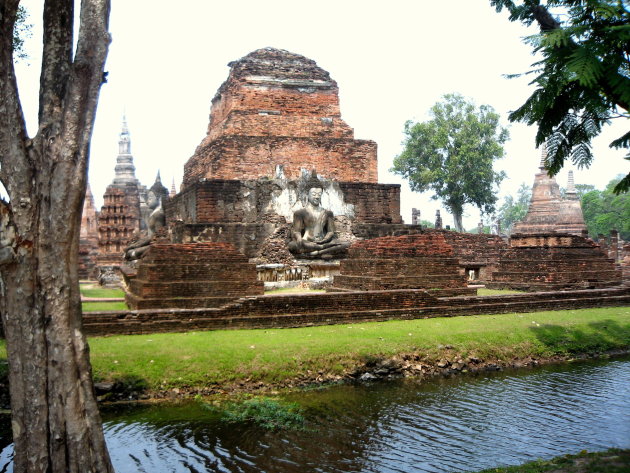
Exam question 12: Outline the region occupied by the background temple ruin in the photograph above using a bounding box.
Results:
[79,48,627,321]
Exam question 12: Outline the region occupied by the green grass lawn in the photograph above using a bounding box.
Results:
[0,306,627,392]
[80,284,125,299]
[82,301,128,312]
[27,305,628,391]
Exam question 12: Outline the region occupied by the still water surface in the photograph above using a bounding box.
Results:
[0,357,629,472]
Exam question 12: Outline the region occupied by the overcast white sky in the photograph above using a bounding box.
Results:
[14,0,628,229]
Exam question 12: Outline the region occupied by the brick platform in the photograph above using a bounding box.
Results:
[83,286,630,336]
[125,242,263,309]
[330,233,475,295]
[489,233,622,291]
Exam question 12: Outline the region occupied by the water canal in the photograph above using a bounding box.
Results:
[0,356,628,472]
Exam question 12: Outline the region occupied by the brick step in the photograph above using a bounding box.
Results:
[124,294,239,310]
[129,279,263,297]
[214,294,630,322]
[492,271,621,284]
[136,264,258,281]
[487,281,623,291]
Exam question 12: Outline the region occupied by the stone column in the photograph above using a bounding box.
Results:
[412,208,420,226]
[611,229,620,263]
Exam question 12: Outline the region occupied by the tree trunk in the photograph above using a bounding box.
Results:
[452,209,464,232]
[0,1,114,471]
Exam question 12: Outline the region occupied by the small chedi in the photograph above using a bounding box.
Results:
[96,118,149,265]
[331,233,475,296]
[125,242,263,309]
[78,184,100,280]
[512,145,587,235]
[492,145,622,291]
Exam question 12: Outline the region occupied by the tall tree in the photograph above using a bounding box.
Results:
[391,93,509,232]
[490,0,630,193]
[497,182,532,235]
[0,1,114,471]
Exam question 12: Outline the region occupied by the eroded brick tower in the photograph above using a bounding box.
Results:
[182,47,378,186]
[169,48,403,261]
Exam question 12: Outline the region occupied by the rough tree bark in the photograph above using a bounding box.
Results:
[0,0,113,471]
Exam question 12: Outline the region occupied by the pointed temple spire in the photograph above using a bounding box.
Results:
[566,170,578,200]
[170,178,177,198]
[539,142,548,171]
[113,115,138,185]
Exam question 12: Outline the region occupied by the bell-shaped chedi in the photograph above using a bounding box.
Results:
[182,47,378,187]
[513,145,587,235]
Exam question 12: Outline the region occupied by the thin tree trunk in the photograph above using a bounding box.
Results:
[452,209,463,232]
[0,0,114,471]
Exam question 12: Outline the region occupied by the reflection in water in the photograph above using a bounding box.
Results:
[0,357,629,472]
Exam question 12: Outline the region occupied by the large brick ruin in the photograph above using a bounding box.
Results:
[125,242,263,309]
[168,48,403,267]
[76,48,628,331]
[489,233,622,291]
[331,233,475,296]
[183,47,377,185]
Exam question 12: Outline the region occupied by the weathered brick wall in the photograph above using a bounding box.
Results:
[340,183,402,224]
[125,243,263,309]
[169,222,275,260]
[182,48,378,187]
[184,136,377,185]
[166,178,403,259]
[489,233,622,291]
[97,184,142,264]
[332,233,472,294]
[82,286,630,336]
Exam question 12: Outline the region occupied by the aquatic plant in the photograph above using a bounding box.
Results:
[217,397,305,431]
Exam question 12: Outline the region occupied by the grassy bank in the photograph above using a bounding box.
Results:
[59,306,630,392]
[475,448,630,472]
[1,306,628,394]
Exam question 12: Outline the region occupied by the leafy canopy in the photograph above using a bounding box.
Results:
[12,6,31,62]
[580,175,630,240]
[391,93,508,231]
[497,182,532,234]
[490,0,630,193]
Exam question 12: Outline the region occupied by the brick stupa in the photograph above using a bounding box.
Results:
[331,233,475,296]
[78,184,100,280]
[513,146,587,235]
[168,48,402,261]
[97,118,148,265]
[125,242,264,309]
[183,47,377,185]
